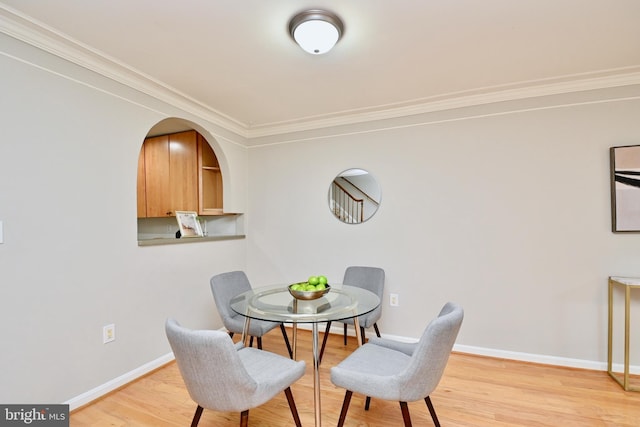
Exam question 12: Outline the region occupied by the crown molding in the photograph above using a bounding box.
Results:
[0,5,248,137]
[2,5,640,142]
[246,69,640,138]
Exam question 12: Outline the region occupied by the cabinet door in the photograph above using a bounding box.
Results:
[138,130,209,218]
[169,131,198,213]
[144,135,172,217]
[136,144,147,218]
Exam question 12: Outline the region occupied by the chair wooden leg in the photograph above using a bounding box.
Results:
[400,401,412,427]
[360,326,366,343]
[373,322,381,337]
[365,396,371,410]
[239,409,249,427]
[190,405,203,427]
[337,390,353,427]
[249,336,254,348]
[425,396,441,427]
[228,332,234,339]
[257,337,262,350]
[318,321,332,364]
[284,387,302,427]
[343,323,348,345]
[280,323,293,359]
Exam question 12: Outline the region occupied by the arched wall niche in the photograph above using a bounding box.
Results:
[145,117,229,179]
[146,118,230,188]
[137,117,243,243]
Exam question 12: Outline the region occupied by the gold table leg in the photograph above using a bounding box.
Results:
[312,322,321,427]
[624,284,631,390]
[292,299,298,360]
[241,313,252,348]
[353,316,363,346]
[607,277,640,392]
[608,280,613,377]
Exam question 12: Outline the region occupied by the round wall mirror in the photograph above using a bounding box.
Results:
[328,169,381,223]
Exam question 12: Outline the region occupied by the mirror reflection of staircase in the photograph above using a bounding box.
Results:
[330,177,379,223]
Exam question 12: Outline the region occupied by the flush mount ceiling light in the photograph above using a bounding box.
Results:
[289,9,344,55]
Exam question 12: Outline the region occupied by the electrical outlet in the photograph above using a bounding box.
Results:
[390,293,399,306]
[103,324,115,344]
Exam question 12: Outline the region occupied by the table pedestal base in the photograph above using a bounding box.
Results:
[289,310,362,427]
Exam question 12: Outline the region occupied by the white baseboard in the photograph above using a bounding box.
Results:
[306,324,640,373]
[66,328,638,410]
[65,352,175,411]
[452,343,640,374]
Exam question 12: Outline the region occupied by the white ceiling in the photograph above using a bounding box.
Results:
[1,0,640,139]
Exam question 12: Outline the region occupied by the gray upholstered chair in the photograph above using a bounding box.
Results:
[319,266,385,363]
[165,318,306,427]
[330,302,464,427]
[210,271,293,358]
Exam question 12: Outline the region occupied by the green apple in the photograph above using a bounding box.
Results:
[316,283,326,290]
[318,276,328,285]
[308,276,319,286]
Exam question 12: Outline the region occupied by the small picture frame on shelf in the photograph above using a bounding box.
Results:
[175,211,204,238]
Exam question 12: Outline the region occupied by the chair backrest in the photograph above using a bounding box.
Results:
[397,302,464,401]
[343,266,385,325]
[165,318,257,412]
[343,266,385,295]
[210,271,252,324]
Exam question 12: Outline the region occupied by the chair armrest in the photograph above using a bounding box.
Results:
[367,336,417,356]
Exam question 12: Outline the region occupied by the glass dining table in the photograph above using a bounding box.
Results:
[230,283,380,427]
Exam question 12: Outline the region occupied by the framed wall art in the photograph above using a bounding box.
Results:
[610,145,640,232]
[175,211,204,237]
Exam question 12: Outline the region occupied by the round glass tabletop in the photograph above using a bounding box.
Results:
[230,283,380,324]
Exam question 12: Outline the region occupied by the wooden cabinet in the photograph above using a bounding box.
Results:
[136,145,147,217]
[141,134,171,217]
[137,130,221,218]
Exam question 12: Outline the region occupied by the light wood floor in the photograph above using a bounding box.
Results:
[71,328,640,426]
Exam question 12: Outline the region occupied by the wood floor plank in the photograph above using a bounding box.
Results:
[71,328,640,426]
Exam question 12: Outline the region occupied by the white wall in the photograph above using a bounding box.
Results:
[0,34,249,404]
[246,86,640,367]
[3,28,640,408]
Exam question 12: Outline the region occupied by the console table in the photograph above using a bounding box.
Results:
[608,276,640,391]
